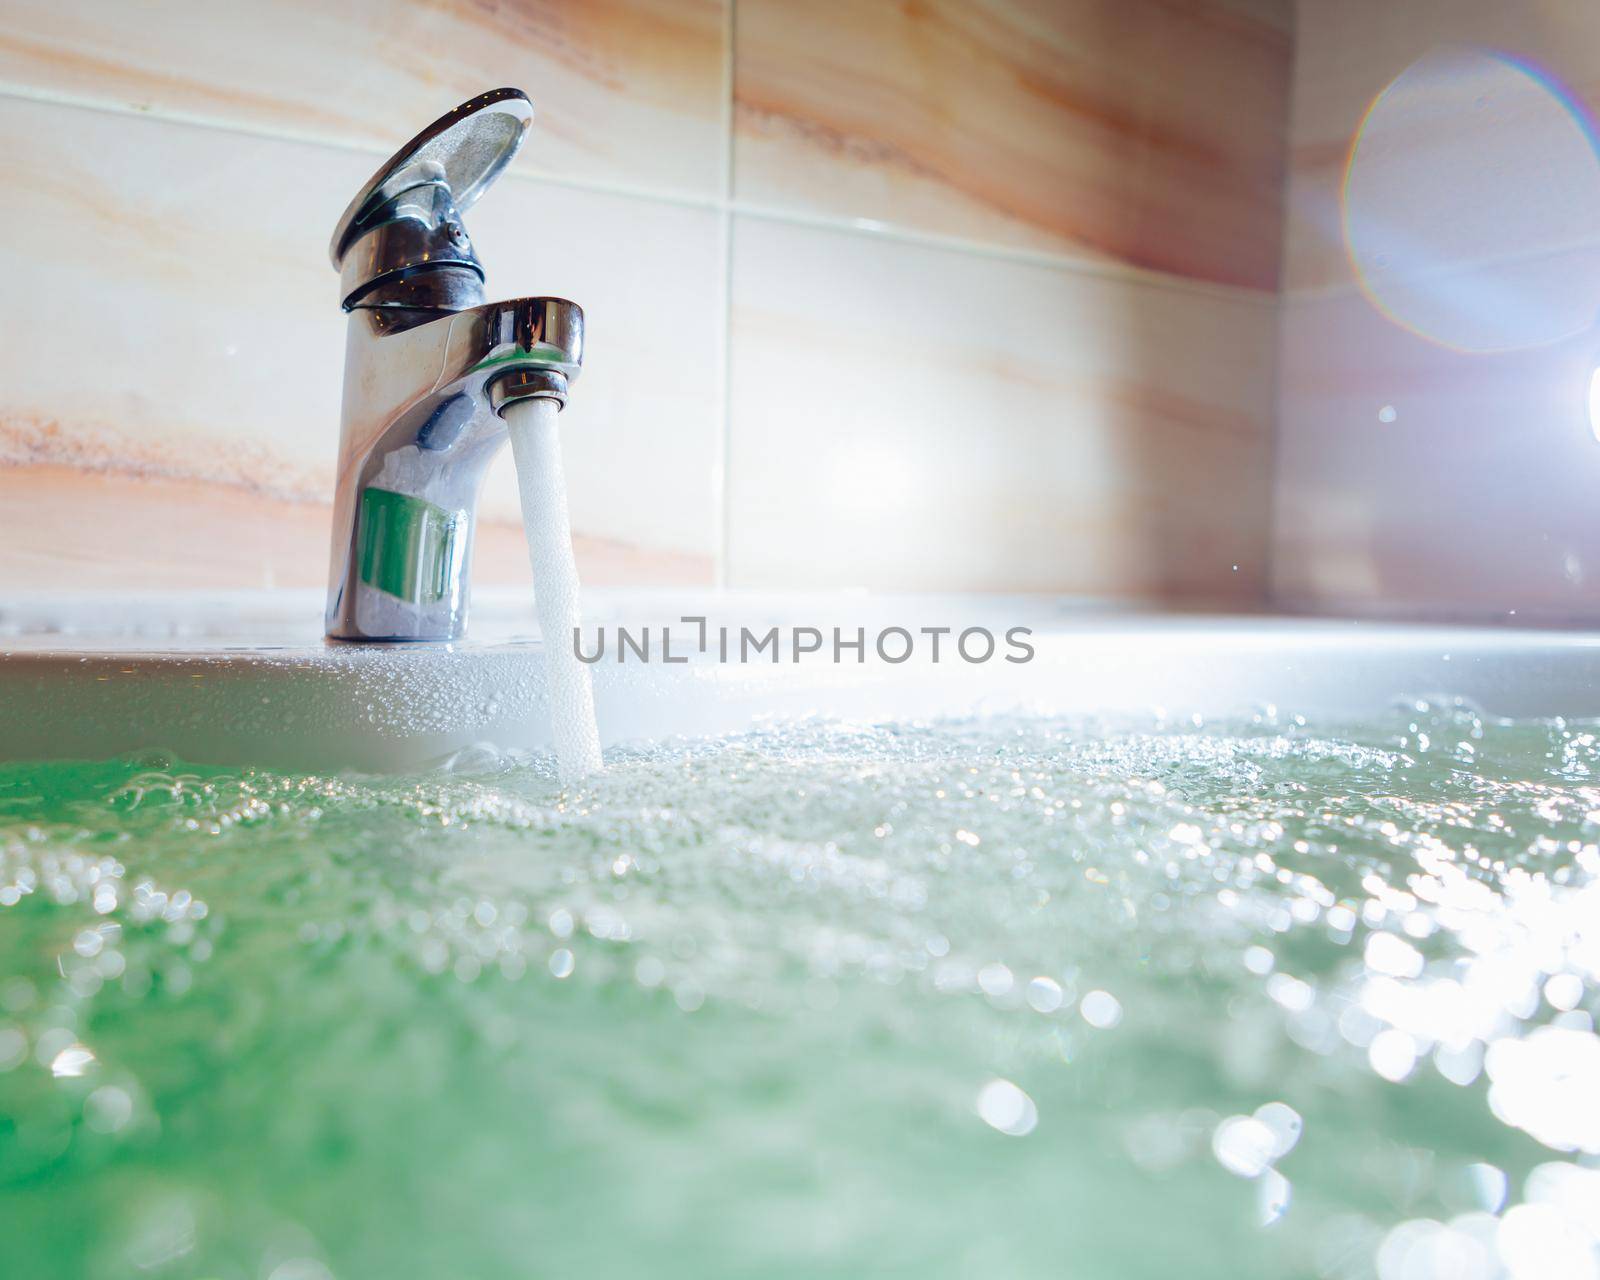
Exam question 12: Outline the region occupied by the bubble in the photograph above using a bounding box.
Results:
[1484,1026,1600,1152]
[635,957,666,989]
[1213,1115,1277,1178]
[1253,1101,1304,1159]
[1080,990,1123,1029]
[977,963,1014,997]
[1496,1203,1598,1280]
[1376,1218,1495,1280]
[976,1079,1038,1137]
[673,981,705,1013]
[50,1043,95,1079]
[1266,972,1315,1012]
[84,1085,134,1134]
[1545,973,1584,1012]
[1366,932,1425,979]
[0,1026,26,1071]
[1370,1029,1420,1083]
[1025,976,1063,1013]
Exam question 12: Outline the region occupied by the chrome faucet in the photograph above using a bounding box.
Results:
[325,88,582,642]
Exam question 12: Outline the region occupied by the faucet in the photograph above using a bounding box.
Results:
[324,88,583,642]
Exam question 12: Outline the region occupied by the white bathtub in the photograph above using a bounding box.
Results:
[3,590,1596,771]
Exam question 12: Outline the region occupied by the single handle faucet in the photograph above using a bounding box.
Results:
[325,88,582,642]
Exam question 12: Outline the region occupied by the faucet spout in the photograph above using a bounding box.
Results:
[322,89,583,642]
[325,297,582,641]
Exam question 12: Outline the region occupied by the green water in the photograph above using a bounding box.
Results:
[3,705,1599,1279]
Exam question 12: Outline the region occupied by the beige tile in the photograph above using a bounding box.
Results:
[1285,0,1600,294]
[733,0,1292,289]
[726,216,1276,597]
[469,174,724,566]
[0,101,345,507]
[0,0,728,199]
[0,468,708,592]
[1272,287,1600,621]
[0,97,718,592]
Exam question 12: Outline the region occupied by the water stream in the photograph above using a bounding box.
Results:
[504,397,603,782]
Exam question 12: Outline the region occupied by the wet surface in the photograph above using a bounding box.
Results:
[2,704,1598,1278]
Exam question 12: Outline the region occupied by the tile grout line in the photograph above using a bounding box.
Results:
[726,200,1278,306]
[1261,2,1304,616]
[714,0,738,591]
[0,78,727,213]
[0,79,1279,311]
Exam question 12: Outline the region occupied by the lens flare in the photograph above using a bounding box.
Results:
[1343,46,1600,353]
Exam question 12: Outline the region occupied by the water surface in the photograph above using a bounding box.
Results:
[2,705,1597,1278]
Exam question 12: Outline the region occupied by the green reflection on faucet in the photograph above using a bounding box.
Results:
[357,487,466,605]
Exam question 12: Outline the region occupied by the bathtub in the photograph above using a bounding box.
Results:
[6,590,1599,1280]
[3,589,1595,770]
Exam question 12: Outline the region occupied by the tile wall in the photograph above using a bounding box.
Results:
[0,0,1291,599]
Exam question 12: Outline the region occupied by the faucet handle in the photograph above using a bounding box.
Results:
[329,88,533,311]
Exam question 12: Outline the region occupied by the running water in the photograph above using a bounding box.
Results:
[503,397,603,781]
